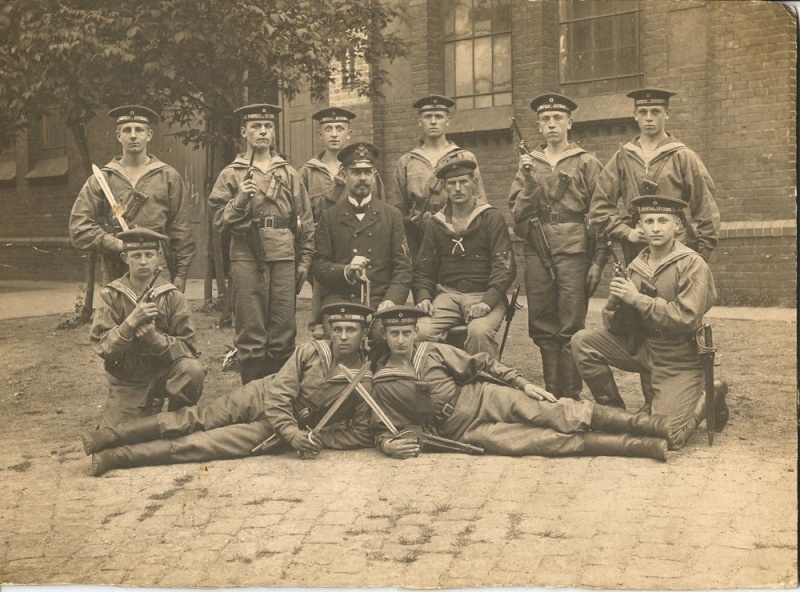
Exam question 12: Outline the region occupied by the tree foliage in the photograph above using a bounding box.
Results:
[0,0,406,322]
[0,0,406,151]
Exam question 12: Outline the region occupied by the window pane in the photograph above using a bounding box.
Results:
[593,0,614,17]
[493,34,511,91]
[475,95,493,109]
[455,0,473,38]
[443,0,456,40]
[595,16,614,50]
[616,46,638,75]
[494,92,512,106]
[474,0,491,36]
[559,0,572,22]
[574,51,591,81]
[594,48,614,78]
[573,20,591,53]
[618,11,638,47]
[474,36,492,94]
[573,0,592,20]
[616,0,639,14]
[493,0,511,33]
[456,97,474,110]
[455,40,474,96]
[444,43,456,96]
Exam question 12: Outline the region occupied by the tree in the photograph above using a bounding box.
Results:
[0,0,406,322]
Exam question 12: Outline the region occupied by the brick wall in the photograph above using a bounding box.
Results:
[2,0,797,306]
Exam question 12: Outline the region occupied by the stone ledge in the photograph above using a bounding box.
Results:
[718,219,797,239]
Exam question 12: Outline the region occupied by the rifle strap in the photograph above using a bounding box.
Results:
[547,156,580,204]
[639,148,679,193]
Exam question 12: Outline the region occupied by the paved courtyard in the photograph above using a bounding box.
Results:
[0,283,796,588]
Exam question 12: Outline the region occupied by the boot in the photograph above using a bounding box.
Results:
[539,343,562,399]
[637,373,655,414]
[80,415,162,455]
[263,356,289,378]
[90,440,172,477]
[691,379,729,432]
[582,433,668,462]
[583,371,626,410]
[559,346,583,401]
[240,358,267,385]
[590,404,670,440]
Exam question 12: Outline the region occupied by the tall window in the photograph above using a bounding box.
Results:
[559,0,641,97]
[443,0,512,110]
[39,109,67,160]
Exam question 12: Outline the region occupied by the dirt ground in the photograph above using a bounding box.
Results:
[0,297,797,588]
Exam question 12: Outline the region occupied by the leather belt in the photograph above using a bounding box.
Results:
[445,280,489,293]
[433,387,462,426]
[541,212,585,225]
[646,328,693,343]
[254,216,291,229]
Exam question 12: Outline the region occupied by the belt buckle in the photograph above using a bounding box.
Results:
[651,328,664,339]
[441,402,454,419]
[262,216,275,228]
[548,211,560,224]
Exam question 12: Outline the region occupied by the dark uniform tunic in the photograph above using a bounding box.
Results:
[90,274,204,428]
[589,134,720,261]
[371,342,595,457]
[572,242,716,449]
[414,203,516,357]
[70,157,196,283]
[391,143,486,258]
[299,155,387,332]
[111,341,373,464]
[312,197,412,308]
[209,154,314,367]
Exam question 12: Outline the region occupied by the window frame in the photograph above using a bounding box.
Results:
[442,0,513,111]
[558,0,643,97]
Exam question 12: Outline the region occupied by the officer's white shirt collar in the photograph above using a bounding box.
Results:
[348,195,372,220]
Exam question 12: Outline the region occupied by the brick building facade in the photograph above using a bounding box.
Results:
[0,0,796,306]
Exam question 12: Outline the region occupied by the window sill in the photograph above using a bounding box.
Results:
[570,92,633,124]
[448,105,514,134]
[25,156,68,180]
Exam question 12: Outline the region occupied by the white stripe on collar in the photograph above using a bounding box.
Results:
[431,203,493,233]
[530,145,585,167]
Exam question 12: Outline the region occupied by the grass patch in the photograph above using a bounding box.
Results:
[244,495,302,505]
[398,526,434,546]
[507,512,523,540]
[172,474,194,486]
[8,460,32,472]
[394,549,421,564]
[137,503,162,522]
[431,502,452,516]
[100,509,125,525]
[148,488,179,501]
[533,529,566,539]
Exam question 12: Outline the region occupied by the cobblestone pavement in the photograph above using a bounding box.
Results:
[0,298,796,589]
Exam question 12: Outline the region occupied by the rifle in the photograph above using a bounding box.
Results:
[251,361,371,455]
[696,324,717,445]
[92,164,129,232]
[615,145,648,265]
[528,217,556,281]
[339,365,484,456]
[242,150,268,277]
[510,117,533,173]
[498,284,522,362]
[137,266,164,305]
